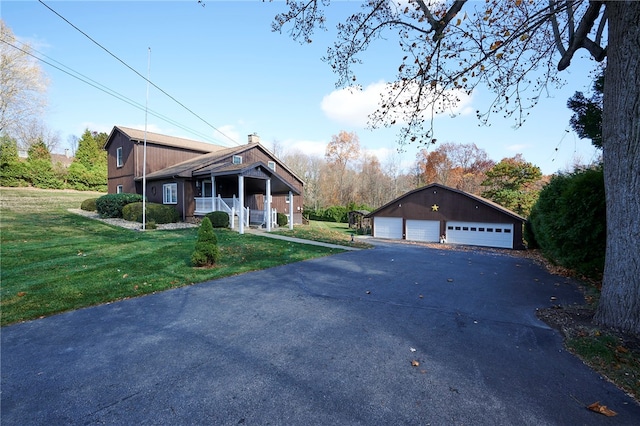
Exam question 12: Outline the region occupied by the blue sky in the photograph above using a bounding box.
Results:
[2,0,602,174]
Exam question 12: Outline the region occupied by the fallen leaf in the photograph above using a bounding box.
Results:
[365,290,371,294]
[411,360,420,367]
[447,278,453,282]
[17,291,26,297]
[419,294,424,299]
[587,401,617,417]
[122,274,128,279]
[410,347,417,352]
[616,345,629,354]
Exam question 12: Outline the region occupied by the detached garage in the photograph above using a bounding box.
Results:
[367,183,526,250]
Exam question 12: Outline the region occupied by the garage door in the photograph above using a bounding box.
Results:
[373,217,403,239]
[446,221,514,249]
[405,220,440,242]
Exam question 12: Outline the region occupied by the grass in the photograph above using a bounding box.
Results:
[274,220,373,249]
[0,188,343,326]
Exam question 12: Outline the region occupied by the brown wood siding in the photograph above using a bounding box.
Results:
[146,178,191,221]
[133,142,206,177]
[372,185,524,249]
[106,132,136,193]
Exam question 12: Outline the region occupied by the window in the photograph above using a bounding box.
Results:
[504,229,512,233]
[455,226,461,230]
[470,227,477,231]
[232,155,242,165]
[447,226,453,230]
[268,161,276,171]
[285,193,291,204]
[496,228,502,233]
[479,228,485,232]
[116,147,123,167]
[487,228,494,232]
[116,185,123,194]
[462,227,469,231]
[163,183,178,204]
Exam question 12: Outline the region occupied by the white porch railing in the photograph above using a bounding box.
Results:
[194,195,249,229]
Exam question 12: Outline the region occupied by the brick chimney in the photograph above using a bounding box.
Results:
[248,133,260,144]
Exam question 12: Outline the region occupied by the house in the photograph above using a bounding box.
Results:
[103,126,304,231]
[366,183,526,249]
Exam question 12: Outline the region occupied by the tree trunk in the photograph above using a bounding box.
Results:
[594,2,640,334]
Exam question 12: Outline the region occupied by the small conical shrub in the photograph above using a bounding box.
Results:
[191,217,219,267]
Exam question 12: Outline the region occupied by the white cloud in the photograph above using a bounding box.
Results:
[506,143,531,152]
[321,80,474,128]
[283,138,327,158]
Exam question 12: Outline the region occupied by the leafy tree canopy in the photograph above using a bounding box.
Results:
[567,73,603,148]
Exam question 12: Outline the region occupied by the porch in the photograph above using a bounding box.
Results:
[194,195,284,230]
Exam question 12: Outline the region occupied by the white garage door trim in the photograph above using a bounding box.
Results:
[446,221,514,249]
[373,217,403,239]
[405,220,440,242]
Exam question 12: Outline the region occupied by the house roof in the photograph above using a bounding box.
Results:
[366,183,526,222]
[104,126,227,153]
[139,142,302,195]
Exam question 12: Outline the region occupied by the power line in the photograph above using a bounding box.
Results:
[1,38,227,145]
[37,0,240,146]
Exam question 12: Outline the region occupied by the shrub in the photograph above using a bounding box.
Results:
[96,193,143,218]
[277,212,288,227]
[323,205,348,222]
[80,198,98,211]
[191,217,219,267]
[205,211,229,228]
[122,202,180,224]
[529,166,605,279]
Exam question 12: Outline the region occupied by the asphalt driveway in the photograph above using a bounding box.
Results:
[2,241,639,425]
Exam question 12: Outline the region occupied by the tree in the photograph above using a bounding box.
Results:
[0,20,48,142]
[415,142,494,193]
[567,72,603,148]
[481,154,542,217]
[67,129,108,191]
[324,130,360,205]
[273,1,640,334]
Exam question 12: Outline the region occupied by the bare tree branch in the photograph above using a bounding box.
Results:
[558,1,604,70]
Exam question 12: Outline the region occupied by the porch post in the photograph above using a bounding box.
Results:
[238,175,245,234]
[289,190,294,230]
[211,173,216,199]
[265,178,272,232]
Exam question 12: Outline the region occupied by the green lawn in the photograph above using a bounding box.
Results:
[0,188,343,326]
[275,220,373,249]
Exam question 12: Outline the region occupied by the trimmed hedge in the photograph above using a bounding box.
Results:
[277,212,288,227]
[96,193,143,218]
[205,211,230,228]
[122,202,180,224]
[80,198,98,212]
[528,166,605,280]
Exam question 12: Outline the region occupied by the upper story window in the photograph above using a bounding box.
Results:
[116,147,123,167]
[268,161,276,171]
[232,155,242,165]
[163,183,178,204]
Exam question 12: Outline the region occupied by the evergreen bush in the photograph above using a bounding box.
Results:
[122,202,180,224]
[277,212,288,227]
[529,166,605,279]
[205,211,230,228]
[191,217,219,267]
[96,193,143,218]
[80,198,98,211]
